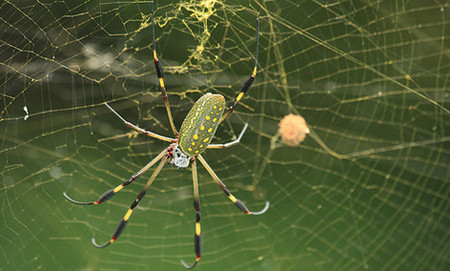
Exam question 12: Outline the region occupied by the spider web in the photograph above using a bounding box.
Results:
[1,0,449,270]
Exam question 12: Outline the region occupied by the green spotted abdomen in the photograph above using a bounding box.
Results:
[179,93,225,156]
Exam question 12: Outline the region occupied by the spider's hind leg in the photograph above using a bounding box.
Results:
[151,2,178,136]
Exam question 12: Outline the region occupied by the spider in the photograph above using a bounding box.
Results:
[63,3,269,269]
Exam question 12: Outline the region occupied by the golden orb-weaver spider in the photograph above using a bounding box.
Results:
[63,3,269,269]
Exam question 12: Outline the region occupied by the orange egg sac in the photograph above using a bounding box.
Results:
[278,114,310,146]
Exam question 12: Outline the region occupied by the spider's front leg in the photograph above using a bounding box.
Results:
[92,155,169,248]
[181,158,202,269]
[198,155,269,215]
[63,148,168,205]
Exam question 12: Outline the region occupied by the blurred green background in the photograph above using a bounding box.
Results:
[1,0,449,270]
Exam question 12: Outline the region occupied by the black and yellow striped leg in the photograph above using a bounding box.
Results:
[197,155,269,215]
[220,18,260,123]
[105,102,175,143]
[63,149,168,205]
[152,3,178,137]
[92,155,169,248]
[181,158,202,269]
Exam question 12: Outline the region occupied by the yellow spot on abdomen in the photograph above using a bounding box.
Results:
[193,134,198,139]
[188,147,192,152]
[195,150,199,154]
[213,118,217,122]
[203,137,209,143]
[200,126,205,130]
[192,142,196,146]
[208,128,213,133]
[206,116,210,120]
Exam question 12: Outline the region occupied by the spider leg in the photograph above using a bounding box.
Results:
[220,18,259,123]
[207,123,248,149]
[105,102,174,143]
[151,3,178,136]
[181,158,202,269]
[92,155,169,248]
[197,155,269,215]
[63,148,168,205]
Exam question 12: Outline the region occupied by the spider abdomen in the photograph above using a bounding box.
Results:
[179,93,225,156]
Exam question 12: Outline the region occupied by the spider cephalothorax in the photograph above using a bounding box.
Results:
[170,143,190,168]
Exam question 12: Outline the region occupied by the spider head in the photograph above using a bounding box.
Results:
[170,144,190,168]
